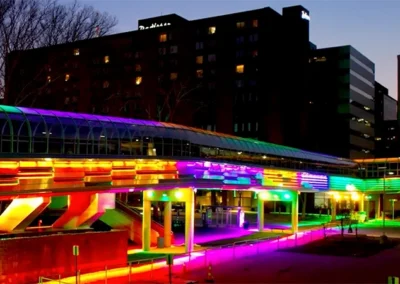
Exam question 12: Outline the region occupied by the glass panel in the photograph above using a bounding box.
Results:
[17,119,30,153]
[45,116,64,155]
[78,120,92,155]
[28,114,48,154]
[0,112,11,153]
[61,117,78,155]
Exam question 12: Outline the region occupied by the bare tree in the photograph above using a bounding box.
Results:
[0,0,118,101]
[146,80,204,122]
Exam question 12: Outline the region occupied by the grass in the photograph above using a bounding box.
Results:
[127,252,167,263]
[280,234,400,257]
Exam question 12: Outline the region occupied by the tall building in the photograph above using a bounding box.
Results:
[5,5,312,148]
[374,82,398,157]
[308,46,376,159]
[397,54,400,119]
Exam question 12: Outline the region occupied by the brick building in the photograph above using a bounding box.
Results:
[5,5,312,148]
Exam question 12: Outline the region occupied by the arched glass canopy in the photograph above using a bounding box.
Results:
[0,105,356,172]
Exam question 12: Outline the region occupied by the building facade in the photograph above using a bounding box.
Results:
[5,5,313,149]
[374,82,398,157]
[308,46,376,159]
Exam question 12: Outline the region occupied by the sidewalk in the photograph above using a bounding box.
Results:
[42,227,339,283]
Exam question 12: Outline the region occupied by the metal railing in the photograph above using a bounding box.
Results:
[37,224,342,283]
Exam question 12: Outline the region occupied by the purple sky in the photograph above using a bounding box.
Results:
[62,0,400,99]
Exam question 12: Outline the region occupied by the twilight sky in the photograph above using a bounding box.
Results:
[63,0,400,99]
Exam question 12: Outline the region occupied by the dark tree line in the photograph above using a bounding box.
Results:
[0,0,117,100]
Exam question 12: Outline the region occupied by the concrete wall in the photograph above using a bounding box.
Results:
[0,230,127,284]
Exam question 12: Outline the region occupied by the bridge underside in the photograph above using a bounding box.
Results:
[0,157,395,252]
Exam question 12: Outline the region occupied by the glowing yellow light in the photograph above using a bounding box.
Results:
[259,192,268,200]
[147,190,154,198]
[351,193,359,201]
[174,191,183,199]
[334,193,341,201]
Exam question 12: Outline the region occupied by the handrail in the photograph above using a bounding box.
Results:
[115,199,172,238]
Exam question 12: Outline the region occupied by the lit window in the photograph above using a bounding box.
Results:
[364,106,370,111]
[135,76,142,85]
[104,56,110,63]
[170,73,178,80]
[196,56,203,64]
[234,123,238,132]
[46,76,51,83]
[196,70,203,78]
[103,81,110,88]
[208,26,216,34]
[208,54,216,62]
[65,74,70,82]
[236,65,244,73]
[73,48,80,56]
[375,137,382,141]
[252,19,258,28]
[236,22,245,28]
[159,34,167,42]
[135,64,141,72]
[170,45,178,54]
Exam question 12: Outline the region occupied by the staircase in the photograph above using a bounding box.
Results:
[100,199,173,246]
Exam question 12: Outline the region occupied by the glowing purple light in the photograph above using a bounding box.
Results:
[298,172,328,190]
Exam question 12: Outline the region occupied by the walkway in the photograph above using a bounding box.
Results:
[42,227,338,283]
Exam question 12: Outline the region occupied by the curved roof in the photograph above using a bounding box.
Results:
[0,105,356,167]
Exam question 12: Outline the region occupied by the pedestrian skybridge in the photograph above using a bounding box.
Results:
[0,105,355,173]
[0,105,389,254]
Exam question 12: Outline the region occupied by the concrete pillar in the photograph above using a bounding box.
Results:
[164,201,172,248]
[0,197,51,231]
[185,189,195,253]
[375,196,381,219]
[142,200,151,251]
[53,193,115,229]
[291,192,299,233]
[360,194,365,212]
[331,198,337,221]
[257,198,264,232]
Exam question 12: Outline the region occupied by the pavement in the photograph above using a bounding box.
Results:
[44,220,400,284]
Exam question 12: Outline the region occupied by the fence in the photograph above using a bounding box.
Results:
[39,226,340,283]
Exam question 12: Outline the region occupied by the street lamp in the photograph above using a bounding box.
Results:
[377,166,393,244]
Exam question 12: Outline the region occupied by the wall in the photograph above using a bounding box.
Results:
[0,230,127,284]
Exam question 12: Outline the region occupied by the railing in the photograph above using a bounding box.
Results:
[39,225,342,283]
[115,199,170,237]
[38,275,70,283]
